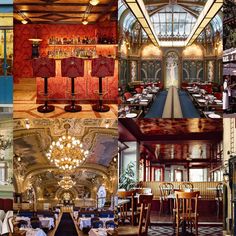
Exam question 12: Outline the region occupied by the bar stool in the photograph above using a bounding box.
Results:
[91,56,115,112]
[61,57,84,112]
[32,57,55,113]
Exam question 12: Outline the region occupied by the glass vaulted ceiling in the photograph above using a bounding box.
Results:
[119,0,222,42]
[150,5,196,40]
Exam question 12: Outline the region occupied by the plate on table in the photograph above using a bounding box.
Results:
[193,94,201,97]
[215,100,222,103]
[127,98,134,102]
[198,99,206,103]
[208,114,221,119]
[126,113,137,118]
[140,99,148,102]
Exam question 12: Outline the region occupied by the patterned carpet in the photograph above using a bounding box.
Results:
[148,226,223,236]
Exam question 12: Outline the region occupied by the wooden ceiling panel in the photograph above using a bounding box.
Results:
[14,0,117,24]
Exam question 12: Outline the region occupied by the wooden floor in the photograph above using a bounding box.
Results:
[14,78,117,119]
[150,211,223,225]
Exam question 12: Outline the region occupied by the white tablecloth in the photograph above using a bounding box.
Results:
[2,210,13,234]
[20,228,47,236]
[79,217,114,230]
[16,216,31,225]
[16,216,54,229]
[39,217,54,229]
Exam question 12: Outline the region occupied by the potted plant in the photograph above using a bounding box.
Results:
[119,162,137,191]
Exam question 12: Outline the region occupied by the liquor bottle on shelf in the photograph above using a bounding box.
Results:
[48,36,102,45]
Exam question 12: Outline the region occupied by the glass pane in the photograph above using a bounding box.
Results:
[0,29,13,76]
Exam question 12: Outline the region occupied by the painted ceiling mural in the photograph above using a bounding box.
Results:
[13,118,118,197]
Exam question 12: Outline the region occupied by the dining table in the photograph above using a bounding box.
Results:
[88,228,115,236]
[186,87,222,115]
[16,216,54,230]
[118,107,143,119]
[78,217,114,230]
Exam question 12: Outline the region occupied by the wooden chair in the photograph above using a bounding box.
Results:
[179,182,194,192]
[8,216,26,236]
[215,183,223,217]
[159,182,174,214]
[175,191,200,236]
[118,194,153,235]
[117,190,135,225]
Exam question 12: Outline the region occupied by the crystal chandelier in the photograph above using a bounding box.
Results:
[58,176,75,190]
[46,135,89,170]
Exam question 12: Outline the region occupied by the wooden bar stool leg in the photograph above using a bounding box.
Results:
[65,77,82,112]
[92,77,110,112]
[37,77,55,113]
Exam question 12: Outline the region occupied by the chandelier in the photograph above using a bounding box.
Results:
[58,176,76,190]
[46,135,89,170]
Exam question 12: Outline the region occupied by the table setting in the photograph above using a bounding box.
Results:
[79,217,114,230]
[88,227,115,236]
[118,106,142,118]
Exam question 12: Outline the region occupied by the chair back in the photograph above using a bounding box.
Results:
[7,216,14,234]
[135,88,142,94]
[138,194,153,235]
[92,220,104,228]
[214,92,222,100]
[124,92,132,101]
[179,182,194,192]
[105,220,115,228]
[175,191,200,220]
[91,217,100,226]
[32,57,55,78]
[61,57,84,77]
[159,183,174,200]
[31,220,41,229]
[91,56,115,77]
[216,183,224,201]
[117,190,135,225]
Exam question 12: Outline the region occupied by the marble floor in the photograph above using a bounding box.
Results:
[148,225,223,236]
[14,79,117,119]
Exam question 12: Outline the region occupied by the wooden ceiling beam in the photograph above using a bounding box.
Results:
[15,10,111,14]
[14,3,110,7]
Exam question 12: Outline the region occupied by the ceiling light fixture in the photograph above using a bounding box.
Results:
[21,19,28,24]
[186,0,223,46]
[46,135,89,170]
[58,176,76,190]
[90,0,99,6]
[82,19,88,25]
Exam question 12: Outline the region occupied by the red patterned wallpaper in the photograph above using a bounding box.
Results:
[14,23,118,102]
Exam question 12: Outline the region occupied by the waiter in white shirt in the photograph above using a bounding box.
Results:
[223,77,229,113]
